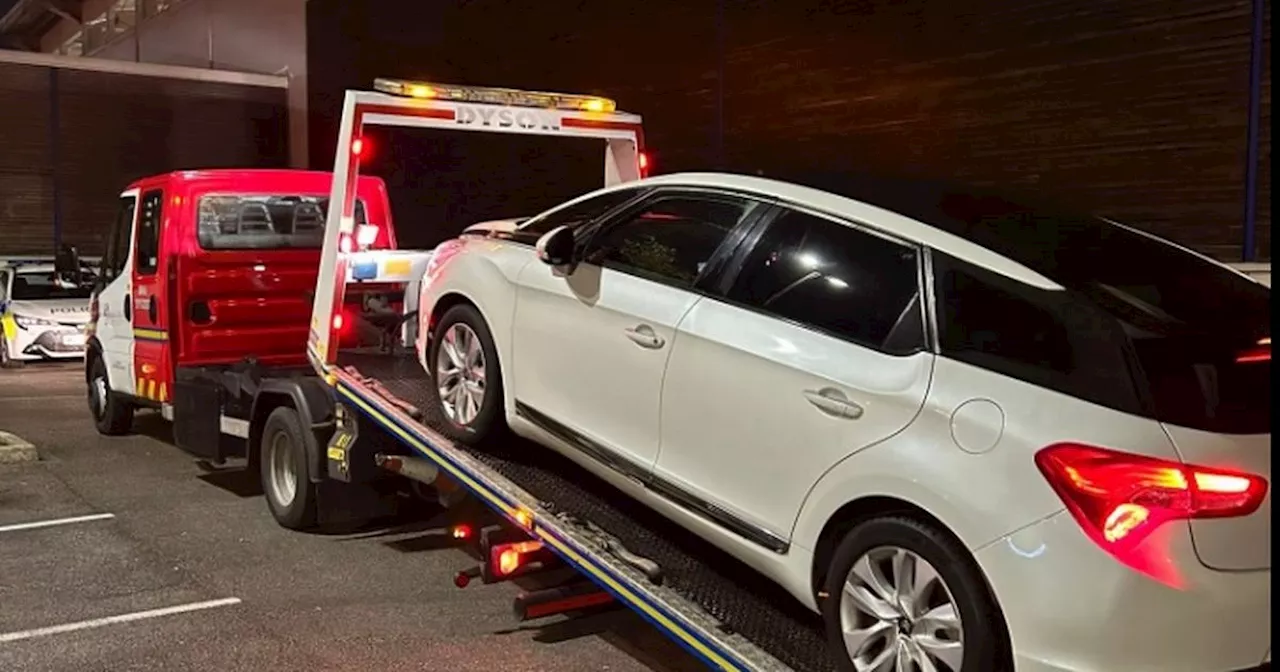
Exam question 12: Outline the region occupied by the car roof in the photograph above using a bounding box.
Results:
[612,172,1063,290]
[627,171,1246,293]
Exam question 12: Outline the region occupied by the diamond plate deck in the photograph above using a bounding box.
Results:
[338,351,834,672]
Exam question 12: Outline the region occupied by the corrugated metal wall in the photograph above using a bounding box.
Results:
[307,0,1270,262]
[0,62,55,254]
[0,59,289,257]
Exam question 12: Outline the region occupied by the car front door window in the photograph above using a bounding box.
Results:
[583,194,762,288]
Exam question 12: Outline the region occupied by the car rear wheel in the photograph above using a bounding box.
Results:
[428,303,506,445]
[88,355,133,435]
[821,516,1009,672]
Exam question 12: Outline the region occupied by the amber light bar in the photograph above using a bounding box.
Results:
[373,78,617,113]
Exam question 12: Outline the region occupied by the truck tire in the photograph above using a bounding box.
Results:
[260,406,318,530]
[88,355,133,435]
[427,303,507,446]
[821,515,1009,672]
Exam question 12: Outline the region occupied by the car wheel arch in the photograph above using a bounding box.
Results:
[810,494,1015,666]
[424,289,515,414]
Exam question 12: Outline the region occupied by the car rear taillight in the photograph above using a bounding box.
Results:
[1235,337,1270,363]
[1036,443,1269,551]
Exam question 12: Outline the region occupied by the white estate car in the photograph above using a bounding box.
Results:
[415,172,1271,672]
[0,261,95,368]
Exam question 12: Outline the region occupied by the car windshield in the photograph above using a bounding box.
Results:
[12,270,96,301]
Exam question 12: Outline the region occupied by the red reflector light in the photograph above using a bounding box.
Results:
[1036,443,1269,550]
[351,137,364,156]
[451,524,472,540]
[332,313,345,332]
[638,151,649,175]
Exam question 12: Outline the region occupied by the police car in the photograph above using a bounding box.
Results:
[0,259,97,368]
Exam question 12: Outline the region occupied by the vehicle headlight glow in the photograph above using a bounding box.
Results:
[14,315,55,329]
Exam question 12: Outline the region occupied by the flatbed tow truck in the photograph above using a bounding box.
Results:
[97,79,835,672]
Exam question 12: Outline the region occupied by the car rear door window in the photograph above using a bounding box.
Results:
[726,208,924,354]
[933,252,1143,415]
[585,193,761,289]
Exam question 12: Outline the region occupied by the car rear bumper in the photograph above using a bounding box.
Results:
[976,509,1271,672]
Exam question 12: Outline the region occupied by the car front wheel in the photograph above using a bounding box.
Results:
[427,303,506,446]
[821,515,1009,672]
[0,336,23,369]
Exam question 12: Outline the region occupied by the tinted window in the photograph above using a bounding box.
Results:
[135,190,163,275]
[197,195,366,250]
[519,187,644,236]
[1129,333,1270,434]
[102,196,136,281]
[586,194,758,288]
[0,270,8,301]
[728,209,923,353]
[934,253,1143,415]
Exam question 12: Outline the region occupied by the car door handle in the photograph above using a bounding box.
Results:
[623,324,665,349]
[803,388,864,420]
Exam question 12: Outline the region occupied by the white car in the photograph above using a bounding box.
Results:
[415,172,1271,672]
[0,261,95,367]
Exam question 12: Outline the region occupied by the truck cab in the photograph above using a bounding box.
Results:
[85,169,397,438]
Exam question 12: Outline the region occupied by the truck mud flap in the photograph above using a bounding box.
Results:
[172,375,228,461]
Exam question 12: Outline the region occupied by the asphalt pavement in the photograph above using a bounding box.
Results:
[0,362,701,672]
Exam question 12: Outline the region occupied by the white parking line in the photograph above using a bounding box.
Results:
[0,513,115,534]
[0,598,242,644]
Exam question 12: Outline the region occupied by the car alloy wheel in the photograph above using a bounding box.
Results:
[839,545,964,672]
[435,322,486,426]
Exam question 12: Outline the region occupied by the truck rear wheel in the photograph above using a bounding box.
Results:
[261,406,317,530]
[88,355,133,435]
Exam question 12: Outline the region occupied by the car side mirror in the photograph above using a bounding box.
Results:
[535,225,577,267]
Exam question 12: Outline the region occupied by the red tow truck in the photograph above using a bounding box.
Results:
[85,81,827,671]
[81,169,399,498]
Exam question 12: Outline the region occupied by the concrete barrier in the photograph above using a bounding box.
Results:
[0,431,38,463]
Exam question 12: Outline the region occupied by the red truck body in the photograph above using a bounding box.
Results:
[89,169,396,406]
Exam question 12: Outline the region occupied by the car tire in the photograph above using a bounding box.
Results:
[427,303,507,446]
[0,337,23,369]
[821,515,1009,672]
[260,406,318,530]
[88,355,133,435]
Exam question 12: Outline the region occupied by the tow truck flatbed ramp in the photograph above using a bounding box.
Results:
[332,351,833,672]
